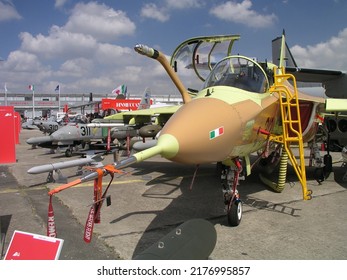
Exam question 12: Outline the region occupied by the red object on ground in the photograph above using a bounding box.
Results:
[4,230,64,260]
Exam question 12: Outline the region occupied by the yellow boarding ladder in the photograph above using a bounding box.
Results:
[269,67,312,200]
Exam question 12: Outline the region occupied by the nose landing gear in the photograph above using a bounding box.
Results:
[221,158,244,226]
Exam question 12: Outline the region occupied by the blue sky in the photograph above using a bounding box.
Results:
[1,0,347,96]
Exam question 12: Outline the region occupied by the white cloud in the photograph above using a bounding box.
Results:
[58,58,93,78]
[1,50,51,89]
[291,27,347,70]
[19,27,98,60]
[165,0,205,9]
[16,2,137,65]
[19,1,135,60]
[0,0,22,21]
[141,3,170,22]
[95,43,132,65]
[141,0,204,22]
[0,2,144,94]
[210,0,277,28]
[5,50,47,72]
[64,2,136,42]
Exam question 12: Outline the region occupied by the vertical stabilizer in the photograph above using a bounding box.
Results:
[137,87,151,109]
[272,30,298,67]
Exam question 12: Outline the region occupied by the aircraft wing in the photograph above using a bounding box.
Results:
[100,105,180,126]
[22,124,38,130]
[285,67,347,98]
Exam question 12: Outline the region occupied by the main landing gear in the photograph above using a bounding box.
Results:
[220,158,244,226]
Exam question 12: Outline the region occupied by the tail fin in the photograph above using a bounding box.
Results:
[272,30,298,68]
[137,87,151,109]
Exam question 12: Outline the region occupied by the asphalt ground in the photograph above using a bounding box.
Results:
[1,128,347,260]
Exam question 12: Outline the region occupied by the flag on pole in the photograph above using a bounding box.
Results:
[28,84,34,91]
[55,84,61,110]
[4,83,8,106]
[111,84,127,97]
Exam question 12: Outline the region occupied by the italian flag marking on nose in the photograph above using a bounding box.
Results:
[210,126,224,140]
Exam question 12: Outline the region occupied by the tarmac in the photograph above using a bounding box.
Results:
[1,128,347,260]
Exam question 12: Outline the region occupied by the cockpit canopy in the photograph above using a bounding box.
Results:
[70,114,88,124]
[202,56,269,93]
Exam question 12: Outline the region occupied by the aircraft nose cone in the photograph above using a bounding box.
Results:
[158,97,261,164]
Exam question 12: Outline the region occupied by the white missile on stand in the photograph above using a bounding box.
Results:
[27,154,104,183]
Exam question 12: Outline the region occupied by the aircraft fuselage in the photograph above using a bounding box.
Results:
[26,123,107,148]
[157,87,281,164]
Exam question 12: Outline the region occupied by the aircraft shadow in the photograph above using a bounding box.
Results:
[103,155,347,259]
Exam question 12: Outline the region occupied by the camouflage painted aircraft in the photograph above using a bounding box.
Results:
[48,32,346,227]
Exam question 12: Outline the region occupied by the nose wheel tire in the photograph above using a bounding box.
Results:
[65,148,72,157]
[227,199,242,226]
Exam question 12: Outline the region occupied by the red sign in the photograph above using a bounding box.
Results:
[102,98,154,111]
[102,98,141,111]
[4,230,64,260]
[0,106,16,163]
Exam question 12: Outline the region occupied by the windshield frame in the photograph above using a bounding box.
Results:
[202,55,269,94]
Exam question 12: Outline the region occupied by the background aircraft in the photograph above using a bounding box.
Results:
[48,33,346,231]
[26,114,107,157]
[33,115,62,134]
[21,118,39,130]
[26,87,153,157]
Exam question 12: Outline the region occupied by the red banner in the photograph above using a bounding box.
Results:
[47,195,57,238]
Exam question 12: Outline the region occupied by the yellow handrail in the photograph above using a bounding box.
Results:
[269,67,312,200]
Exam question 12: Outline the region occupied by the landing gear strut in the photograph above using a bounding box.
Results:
[221,158,243,226]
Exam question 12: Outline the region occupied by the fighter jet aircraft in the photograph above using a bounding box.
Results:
[21,118,39,130]
[47,32,346,235]
[26,114,105,157]
[33,115,62,135]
